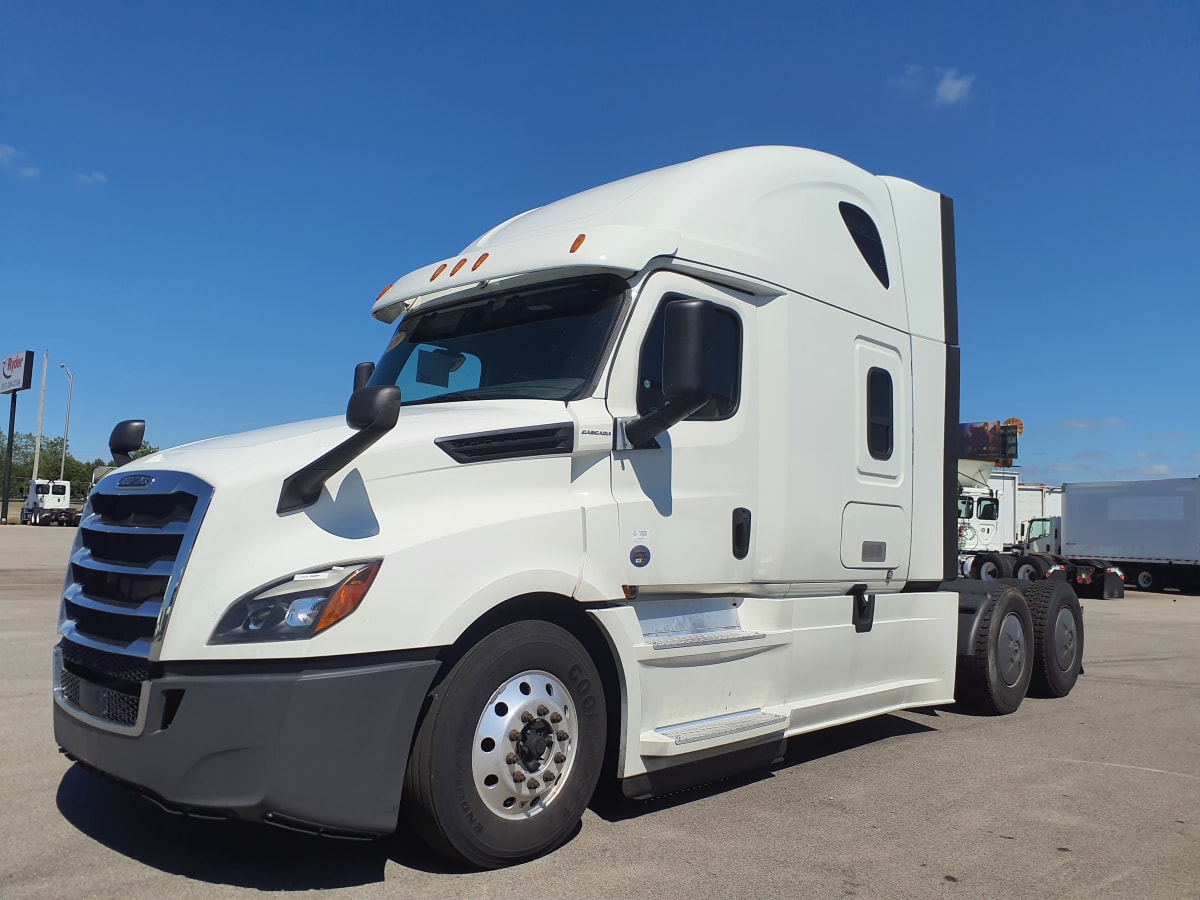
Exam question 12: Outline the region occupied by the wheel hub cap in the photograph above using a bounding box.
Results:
[1053,607,1077,670]
[472,670,577,819]
[998,611,1026,687]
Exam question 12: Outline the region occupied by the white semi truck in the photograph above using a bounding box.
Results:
[52,147,1085,868]
[20,479,81,526]
[1024,478,1200,593]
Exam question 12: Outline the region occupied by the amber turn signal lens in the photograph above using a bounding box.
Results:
[570,233,586,253]
[314,562,382,634]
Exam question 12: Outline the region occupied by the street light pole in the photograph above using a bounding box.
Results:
[59,364,73,483]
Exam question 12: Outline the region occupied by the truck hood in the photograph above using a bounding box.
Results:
[116,399,576,493]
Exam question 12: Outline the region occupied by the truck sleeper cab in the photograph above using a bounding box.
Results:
[53,147,1080,868]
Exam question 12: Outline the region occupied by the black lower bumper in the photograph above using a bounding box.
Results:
[54,651,441,836]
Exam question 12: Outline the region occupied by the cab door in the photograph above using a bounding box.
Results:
[607,272,758,590]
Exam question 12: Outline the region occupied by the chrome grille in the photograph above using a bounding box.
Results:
[56,470,212,734]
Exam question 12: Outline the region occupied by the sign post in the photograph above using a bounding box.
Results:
[2,350,36,525]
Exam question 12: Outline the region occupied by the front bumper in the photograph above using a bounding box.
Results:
[54,649,441,836]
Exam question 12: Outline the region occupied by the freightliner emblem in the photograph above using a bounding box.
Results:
[117,474,155,490]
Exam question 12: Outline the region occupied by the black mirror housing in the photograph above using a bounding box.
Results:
[624,298,715,449]
[109,420,147,467]
[347,385,403,432]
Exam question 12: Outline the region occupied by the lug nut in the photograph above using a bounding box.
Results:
[542,772,555,783]
[521,711,534,723]
[550,712,563,724]
[509,729,522,742]
[506,752,519,765]
[557,730,570,741]
[527,779,540,790]
[512,771,526,783]
[554,752,566,764]
[537,705,549,717]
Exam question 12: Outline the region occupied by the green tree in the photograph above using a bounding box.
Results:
[0,430,159,503]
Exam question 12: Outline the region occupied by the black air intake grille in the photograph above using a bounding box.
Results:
[436,423,574,464]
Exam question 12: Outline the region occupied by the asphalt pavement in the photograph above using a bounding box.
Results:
[2,524,1197,899]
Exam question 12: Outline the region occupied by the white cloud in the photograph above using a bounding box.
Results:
[887,66,976,108]
[74,171,108,185]
[1061,418,1125,429]
[0,144,18,166]
[934,69,975,106]
[887,64,925,93]
[18,167,39,179]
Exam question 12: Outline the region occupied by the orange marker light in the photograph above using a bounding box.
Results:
[570,233,586,253]
[450,258,468,276]
[430,263,448,282]
[374,283,394,302]
[471,252,489,272]
[315,562,381,635]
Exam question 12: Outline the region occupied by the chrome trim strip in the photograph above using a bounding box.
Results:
[69,552,176,578]
[58,622,154,659]
[63,586,161,620]
[80,516,190,536]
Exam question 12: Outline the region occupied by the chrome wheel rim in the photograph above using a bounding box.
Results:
[471,669,578,820]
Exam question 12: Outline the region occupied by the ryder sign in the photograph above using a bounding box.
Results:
[1,351,34,394]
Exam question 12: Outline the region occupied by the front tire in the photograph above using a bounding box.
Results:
[404,621,607,868]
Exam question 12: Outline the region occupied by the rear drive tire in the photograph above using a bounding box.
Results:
[1014,555,1049,581]
[956,586,1034,715]
[971,552,1013,581]
[404,621,607,868]
[1023,579,1084,697]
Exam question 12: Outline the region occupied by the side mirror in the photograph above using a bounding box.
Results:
[109,420,147,467]
[278,385,402,514]
[347,385,403,432]
[624,299,715,449]
[353,361,375,393]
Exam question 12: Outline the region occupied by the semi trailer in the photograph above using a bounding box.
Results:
[52,147,1084,868]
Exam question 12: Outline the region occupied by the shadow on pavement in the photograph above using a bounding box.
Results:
[55,765,474,888]
[591,712,937,823]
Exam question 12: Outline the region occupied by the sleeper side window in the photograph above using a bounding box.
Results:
[866,367,893,460]
[637,300,742,420]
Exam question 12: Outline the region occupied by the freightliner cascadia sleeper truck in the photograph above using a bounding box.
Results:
[53,147,1084,868]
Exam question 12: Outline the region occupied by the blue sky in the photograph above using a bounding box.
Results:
[2,1,1197,486]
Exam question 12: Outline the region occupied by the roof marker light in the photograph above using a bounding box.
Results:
[471,252,489,272]
[430,263,448,282]
[450,258,468,276]
[374,283,394,303]
[570,233,586,253]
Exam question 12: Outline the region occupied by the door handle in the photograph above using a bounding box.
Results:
[732,508,752,560]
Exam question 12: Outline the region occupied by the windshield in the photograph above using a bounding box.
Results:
[369,274,627,405]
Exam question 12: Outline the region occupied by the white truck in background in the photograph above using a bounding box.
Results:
[1025,478,1200,593]
[52,147,1086,868]
[20,479,81,526]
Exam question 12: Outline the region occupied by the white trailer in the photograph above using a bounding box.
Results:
[51,147,1084,867]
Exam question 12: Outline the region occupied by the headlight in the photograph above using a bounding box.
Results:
[210,560,381,644]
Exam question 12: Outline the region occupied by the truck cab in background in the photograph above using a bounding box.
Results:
[52,147,1086,868]
[20,479,80,527]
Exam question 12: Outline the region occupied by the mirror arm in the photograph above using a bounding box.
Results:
[277,386,401,515]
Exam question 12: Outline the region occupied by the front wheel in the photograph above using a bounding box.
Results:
[404,621,607,868]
